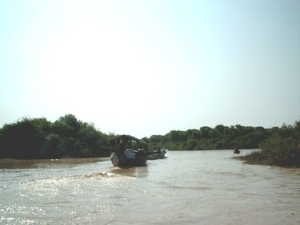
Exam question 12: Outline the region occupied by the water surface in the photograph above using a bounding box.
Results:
[1,150,300,224]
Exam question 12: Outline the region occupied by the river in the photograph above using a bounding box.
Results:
[1,150,300,225]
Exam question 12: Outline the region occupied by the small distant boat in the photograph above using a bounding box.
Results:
[108,135,148,167]
[233,147,240,154]
[148,149,167,160]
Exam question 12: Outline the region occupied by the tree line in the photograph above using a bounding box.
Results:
[143,122,300,167]
[144,124,275,150]
[0,114,299,167]
[0,114,113,159]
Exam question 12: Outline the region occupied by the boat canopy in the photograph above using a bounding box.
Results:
[108,134,148,147]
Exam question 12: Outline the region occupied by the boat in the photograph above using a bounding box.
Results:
[233,147,240,154]
[108,135,148,167]
[148,149,167,160]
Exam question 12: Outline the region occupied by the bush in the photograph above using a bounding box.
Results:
[260,135,299,167]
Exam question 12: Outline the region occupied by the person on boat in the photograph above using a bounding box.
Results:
[117,140,125,158]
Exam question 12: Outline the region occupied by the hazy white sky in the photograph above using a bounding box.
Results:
[1,0,299,138]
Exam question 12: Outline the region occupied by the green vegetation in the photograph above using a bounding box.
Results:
[143,124,272,150]
[0,114,299,167]
[0,114,113,159]
[237,121,300,167]
[144,122,300,167]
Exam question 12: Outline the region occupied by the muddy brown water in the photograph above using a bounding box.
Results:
[1,150,300,224]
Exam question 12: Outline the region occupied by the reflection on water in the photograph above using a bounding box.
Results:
[1,150,300,225]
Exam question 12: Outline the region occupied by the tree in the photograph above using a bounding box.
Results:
[200,126,211,139]
[169,130,180,142]
[0,118,47,158]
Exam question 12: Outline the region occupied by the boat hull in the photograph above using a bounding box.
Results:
[110,152,147,167]
[148,149,167,160]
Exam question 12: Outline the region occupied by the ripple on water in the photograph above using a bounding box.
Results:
[1,151,300,225]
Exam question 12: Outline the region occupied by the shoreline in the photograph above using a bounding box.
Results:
[234,153,300,168]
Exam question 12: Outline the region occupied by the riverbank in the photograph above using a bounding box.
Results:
[234,151,272,165]
[235,150,300,168]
